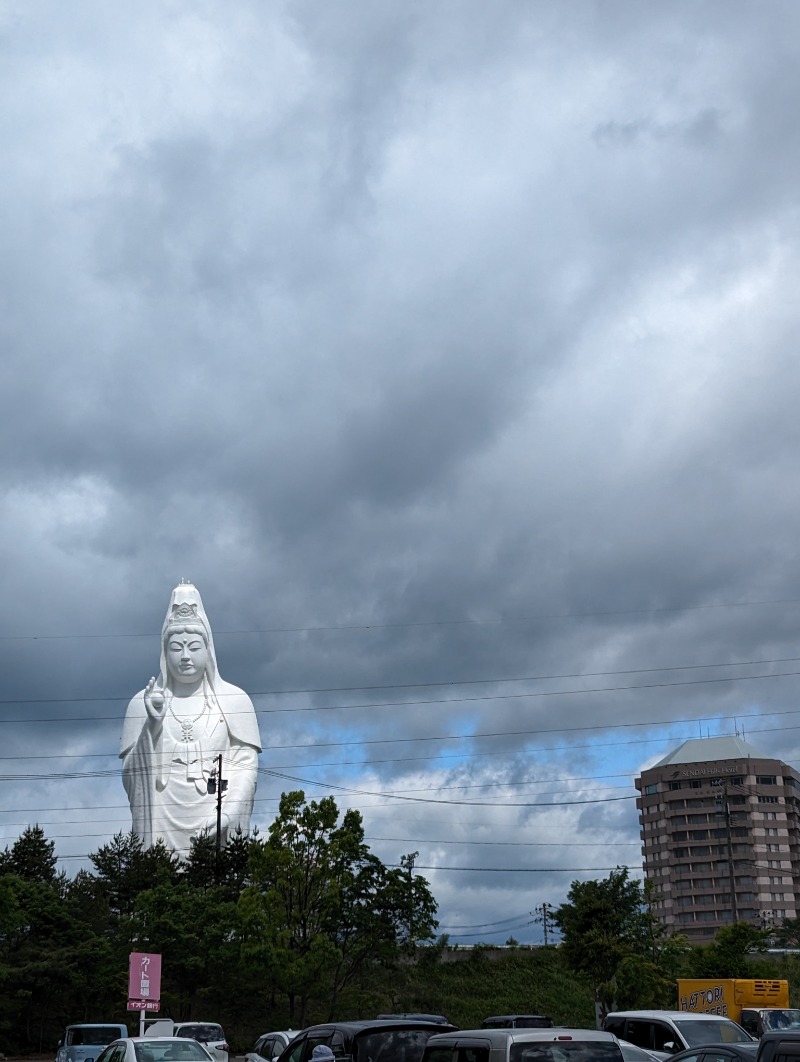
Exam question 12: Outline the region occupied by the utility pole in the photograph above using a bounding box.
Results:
[207,754,228,883]
[712,780,739,923]
[400,851,418,944]
[533,902,553,945]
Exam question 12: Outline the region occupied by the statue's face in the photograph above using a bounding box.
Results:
[165,628,208,684]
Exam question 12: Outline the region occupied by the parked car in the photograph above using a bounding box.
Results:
[95,1037,214,1062]
[276,1018,457,1062]
[481,1017,554,1030]
[422,1026,625,1062]
[755,1029,800,1062]
[145,1022,229,1062]
[665,1043,760,1062]
[57,1025,129,1062]
[246,1032,297,1062]
[617,1040,663,1062]
[603,1012,754,1061]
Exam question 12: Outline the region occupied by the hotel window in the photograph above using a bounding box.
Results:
[757,776,778,785]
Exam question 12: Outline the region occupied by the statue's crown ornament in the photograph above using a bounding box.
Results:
[167,601,200,625]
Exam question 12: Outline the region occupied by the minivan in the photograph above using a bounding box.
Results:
[603,1011,753,1060]
[422,1026,625,1062]
[57,1025,130,1062]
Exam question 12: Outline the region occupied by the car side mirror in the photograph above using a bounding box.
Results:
[662,1044,678,1054]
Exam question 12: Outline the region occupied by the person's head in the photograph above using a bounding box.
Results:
[311,1048,334,1062]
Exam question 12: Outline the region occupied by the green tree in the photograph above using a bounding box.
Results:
[242,791,438,1025]
[0,824,58,883]
[554,868,650,987]
[688,921,770,978]
[775,917,800,949]
[90,831,181,919]
[553,867,688,1009]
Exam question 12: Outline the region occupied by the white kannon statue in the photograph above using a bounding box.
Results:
[120,582,262,852]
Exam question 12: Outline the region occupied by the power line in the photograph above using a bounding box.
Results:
[3,653,800,712]
[3,594,799,642]
[2,717,800,779]
[3,704,800,761]
[0,773,639,817]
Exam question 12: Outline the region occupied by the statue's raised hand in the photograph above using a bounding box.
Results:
[144,676,167,724]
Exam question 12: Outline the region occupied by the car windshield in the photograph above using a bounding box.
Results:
[70,1030,124,1046]
[673,1021,752,1046]
[136,1043,211,1062]
[511,1045,622,1062]
[177,1028,224,1043]
[761,1011,800,1031]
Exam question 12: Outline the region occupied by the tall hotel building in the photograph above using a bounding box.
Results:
[635,736,800,942]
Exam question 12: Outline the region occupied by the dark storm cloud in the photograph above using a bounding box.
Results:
[2,0,800,935]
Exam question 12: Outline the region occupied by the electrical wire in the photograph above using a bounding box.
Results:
[2,654,800,715]
[2,593,799,641]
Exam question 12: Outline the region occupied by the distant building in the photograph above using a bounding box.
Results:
[635,736,800,942]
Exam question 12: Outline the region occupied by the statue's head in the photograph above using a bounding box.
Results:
[159,583,219,689]
[164,623,209,684]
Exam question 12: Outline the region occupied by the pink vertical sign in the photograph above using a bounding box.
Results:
[128,952,162,1011]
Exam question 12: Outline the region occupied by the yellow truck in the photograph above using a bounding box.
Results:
[677,979,800,1038]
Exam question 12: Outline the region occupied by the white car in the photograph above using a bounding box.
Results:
[245,1032,296,1062]
[604,1011,754,1061]
[145,1022,229,1062]
[96,1037,214,1062]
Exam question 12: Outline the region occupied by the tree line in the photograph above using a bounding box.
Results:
[551,866,800,1012]
[6,807,800,1059]
[0,791,437,1055]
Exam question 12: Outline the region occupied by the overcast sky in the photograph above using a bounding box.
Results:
[2,0,800,946]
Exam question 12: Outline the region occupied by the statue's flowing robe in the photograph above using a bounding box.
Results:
[120,679,261,852]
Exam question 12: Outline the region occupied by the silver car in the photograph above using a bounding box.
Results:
[145,1021,229,1062]
[246,1032,297,1062]
[96,1038,214,1062]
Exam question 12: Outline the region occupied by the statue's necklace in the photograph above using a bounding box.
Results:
[169,698,207,742]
